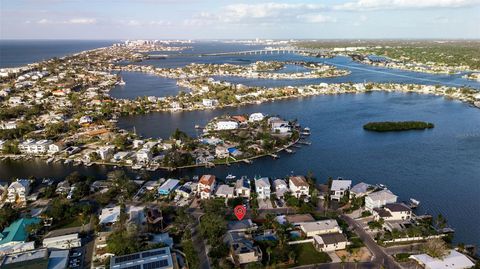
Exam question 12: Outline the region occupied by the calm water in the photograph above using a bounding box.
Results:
[0,40,115,68]
[110,71,184,99]
[0,41,479,246]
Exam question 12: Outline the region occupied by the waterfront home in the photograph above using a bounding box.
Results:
[0,249,51,268]
[215,184,235,199]
[136,148,152,163]
[350,182,373,198]
[283,214,315,225]
[42,233,81,249]
[215,120,239,131]
[0,121,17,130]
[409,249,474,269]
[112,151,131,162]
[48,142,65,154]
[109,247,174,269]
[313,233,348,252]
[289,176,310,199]
[19,139,53,154]
[143,141,159,150]
[215,145,230,158]
[235,178,251,198]
[373,203,412,221]
[226,232,262,266]
[96,146,114,160]
[132,139,144,149]
[269,118,291,133]
[255,177,271,199]
[298,219,341,237]
[330,179,352,201]
[248,113,265,122]
[158,179,180,195]
[0,218,40,255]
[198,175,216,199]
[365,189,398,211]
[202,98,218,107]
[273,179,288,198]
[6,179,31,203]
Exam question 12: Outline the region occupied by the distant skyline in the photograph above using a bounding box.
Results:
[1,0,480,40]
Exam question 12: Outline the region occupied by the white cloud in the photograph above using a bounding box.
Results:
[334,0,480,11]
[190,2,336,25]
[36,18,52,24]
[67,18,97,24]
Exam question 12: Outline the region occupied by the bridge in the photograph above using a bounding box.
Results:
[200,48,330,57]
[147,48,331,58]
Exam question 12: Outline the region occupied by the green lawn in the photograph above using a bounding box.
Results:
[293,243,331,266]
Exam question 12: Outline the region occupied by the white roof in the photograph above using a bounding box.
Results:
[367,189,397,202]
[410,250,475,269]
[255,177,270,188]
[350,182,371,194]
[215,184,235,196]
[273,179,287,188]
[99,206,120,224]
[299,219,340,233]
[48,250,69,269]
[43,233,79,244]
[331,180,351,191]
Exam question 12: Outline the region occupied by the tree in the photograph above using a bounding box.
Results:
[200,213,226,245]
[0,204,19,230]
[423,238,450,258]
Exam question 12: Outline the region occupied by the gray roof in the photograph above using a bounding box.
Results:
[385,203,411,212]
[350,182,371,194]
[317,233,347,245]
[367,189,397,202]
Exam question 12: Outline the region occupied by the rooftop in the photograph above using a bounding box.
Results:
[385,203,411,212]
[331,179,352,191]
[409,250,475,269]
[289,176,309,187]
[255,177,270,188]
[110,247,173,269]
[367,189,398,202]
[199,174,215,186]
[350,182,372,194]
[0,218,41,246]
[298,219,340,233]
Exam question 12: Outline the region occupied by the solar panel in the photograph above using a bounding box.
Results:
[142,249,167,258]
[114,253,140,263]
[143,259,169,269]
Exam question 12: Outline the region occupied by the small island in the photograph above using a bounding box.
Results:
[363,121,435,132]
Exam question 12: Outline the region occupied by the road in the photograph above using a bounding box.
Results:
[340,215,402,269]
[187,207,211,269]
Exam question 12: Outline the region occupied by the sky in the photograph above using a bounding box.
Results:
[1,0,479,40]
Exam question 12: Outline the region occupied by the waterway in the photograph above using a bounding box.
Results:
[0,41,479,246]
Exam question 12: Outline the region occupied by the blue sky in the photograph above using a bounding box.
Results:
[1,0,479,39]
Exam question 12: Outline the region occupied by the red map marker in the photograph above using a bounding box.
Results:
[234,205,246,220]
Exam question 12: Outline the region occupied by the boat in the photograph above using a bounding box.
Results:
[409,198,420,208]
[64,159,72,164]
[132,164,143,170]
[46,157,54,164]
[226,174,236,181]
[285,148,295,154]
[117,78,126,86]
[195,124,202,129]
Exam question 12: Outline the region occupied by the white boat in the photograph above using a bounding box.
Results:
[226,174,236,180]
[64,159,72,164]
[117,78,126,86]
[46,157,54,164]
[410,198,420,207]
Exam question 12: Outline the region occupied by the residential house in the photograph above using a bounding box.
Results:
[136,148,152,163]
[55,181,70,195]
[289,176,310,198]
[235,178,251,198]
[202,99,218,107]
[175,182,195,198]
[330,179,352,201]
[227,220,258,233]
[112,151,131,162]
[350,182,373,198]
[298,219,342,237]
[96,146,114,160]
[409,250,474,269]
[215,120,239,131]
[6,179,31,203]
[48,142,65,154]
[226,232,262,266]
[109,247,174,269]
[215,184,235,199]
[273,179,288,198]
[255,177,271,199]
[198,175,216,199]
[0,249,50,269]
[373,203,412,221]
[248,113,265,122]
[99,205,145,226]
[0,218,41,255]
[42,233,81,249]
[365,189,398,211]
[313,233,348,252]
[79,115,93,124]
[158,179,180,196]
[215,145,230,159]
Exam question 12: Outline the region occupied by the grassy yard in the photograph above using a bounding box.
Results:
[293,243,331,266]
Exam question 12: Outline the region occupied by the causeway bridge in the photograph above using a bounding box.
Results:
[200,48,330,56]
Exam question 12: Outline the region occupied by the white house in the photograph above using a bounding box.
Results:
[273,179,288,198]
[0,121,17,130]
[79,115,93,124]
[298,220,342,237]
[289,176,310,198]
[215,145,230,158]
[55,180,70,195]
[198,175,216,199]
[313,233,348,252]
[202,99,219,107]
[248,113,265,122]
[255,177,271,199]
[6,179,31,203]
[19,139,53,154]
[136,148,152,163]
[235,178,251,198]
[365,189,398,211]
[48,143,65,154]
[350,182,373,198]
[215,120,239,131]
[42,233,81,249]
[96,146,114,160]
[175,182,196,198]
[215,184,235,199]
[373,203,412,221]
[409,250,475,269]
[330,179,352,201]
[158,179,180,195]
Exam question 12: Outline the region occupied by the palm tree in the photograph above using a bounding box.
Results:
[266,247,272,265]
